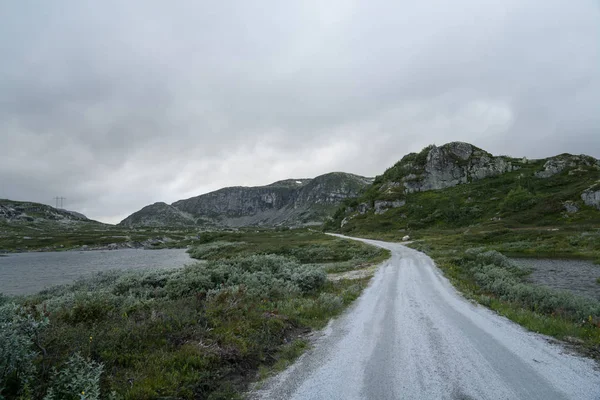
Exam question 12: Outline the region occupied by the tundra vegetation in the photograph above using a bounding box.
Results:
[0,222,200,253]
[325,145,600,357]
[0,230,389,399]
[407,237,600,358]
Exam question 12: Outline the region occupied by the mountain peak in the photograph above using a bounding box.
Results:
[121,172,372,228]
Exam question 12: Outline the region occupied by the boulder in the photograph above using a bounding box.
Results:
[581,185,600,210]
[374,200,406,215]
[402,235,411,242]
[357,203,371,214]
[535,155,598,178]
[563,201,579,214]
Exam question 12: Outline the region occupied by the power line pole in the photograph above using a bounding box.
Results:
[54,196,66,209]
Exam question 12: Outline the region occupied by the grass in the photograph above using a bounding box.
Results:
[320,145,600,357]
[404,238,600,357]
[0,221,204,252]
[1,230,388,400]
[326,153,600,234]
[187,230,389,266]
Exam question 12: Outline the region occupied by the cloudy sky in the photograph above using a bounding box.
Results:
[1,0,599,223]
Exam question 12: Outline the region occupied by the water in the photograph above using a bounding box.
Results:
[0,249,194,296]
[513,258,600,301]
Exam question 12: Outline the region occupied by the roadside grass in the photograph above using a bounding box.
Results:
[407,239,600,356]
[187,230,390,266]
[1,230,387,400]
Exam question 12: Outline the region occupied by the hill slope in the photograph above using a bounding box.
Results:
[325,142,600,234]
[118,202,198,228]
[0,199,94,225]
[120,172,373,228]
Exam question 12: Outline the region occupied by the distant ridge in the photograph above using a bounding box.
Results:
[119,172,373,228]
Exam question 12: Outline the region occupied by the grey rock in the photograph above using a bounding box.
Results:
[563,201,579,214]
[357,203,372,214]
[535,154,598,178]
[374,200,406,214]
[581,185,600,210]
[401,142,515,193]
[122,172,373,228]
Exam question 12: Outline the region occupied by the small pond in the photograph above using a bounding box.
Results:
[512,258,600,301]
[0,248,193,296]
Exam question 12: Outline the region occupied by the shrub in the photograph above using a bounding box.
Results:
[0,302,49,397]
[467,250,600,322]
[315,293,344,314]
[43,353,104,400]
[500,186,537,213]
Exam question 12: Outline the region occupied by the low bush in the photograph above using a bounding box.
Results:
[43,353,104,400]
[465,249,600,323]
[1,229,388,399]
[0,303,49,398]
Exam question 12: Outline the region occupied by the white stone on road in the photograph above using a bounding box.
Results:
[251,236,600,400]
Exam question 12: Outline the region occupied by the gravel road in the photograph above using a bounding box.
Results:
[252,236,600,400]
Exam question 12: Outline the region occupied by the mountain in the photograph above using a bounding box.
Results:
[0,199,95,225]
[325,141,600,233]
[120,172,373,228]
[118,202,201,228]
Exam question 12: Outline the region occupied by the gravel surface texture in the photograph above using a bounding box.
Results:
[251,236,600,400]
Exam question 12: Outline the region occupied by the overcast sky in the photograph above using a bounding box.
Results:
[1,1,599,223]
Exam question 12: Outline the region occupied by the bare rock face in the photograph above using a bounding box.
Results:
[121,173,373,228]
[401,142,516,193]
[374,200,405,214]
[535,155,599,178]
[582,184,600,210]
[119,202,197,228]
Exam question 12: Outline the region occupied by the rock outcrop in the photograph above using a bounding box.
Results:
[0,199,92,225]
[398,142,517,193]
[374,200,405,214]
[582,184,600,210]
[121,172,373,228]
[119,202,198,228]
[535,155,599,178]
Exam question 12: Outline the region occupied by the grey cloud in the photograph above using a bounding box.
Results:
[1,0,599,223]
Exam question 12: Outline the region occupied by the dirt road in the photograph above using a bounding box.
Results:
[253,236,600,400]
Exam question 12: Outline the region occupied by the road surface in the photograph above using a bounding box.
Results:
[252,236,600,400]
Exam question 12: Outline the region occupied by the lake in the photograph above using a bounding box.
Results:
[513,258,600,301]
[0,248,194,296]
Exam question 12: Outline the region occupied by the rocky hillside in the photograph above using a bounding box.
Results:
[120,172,373,228]
[325,142,600,233]
[119,202,208,228]
[0,199,94,225]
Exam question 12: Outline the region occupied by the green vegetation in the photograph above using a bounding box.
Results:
[326,156,599,234]
[0,222,202,253]
[0,230,388,399]
[323,144,600,357]
[406,239,600,356]
[187,230,389,269]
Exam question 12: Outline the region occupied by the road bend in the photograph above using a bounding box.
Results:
[252,235,600,400]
